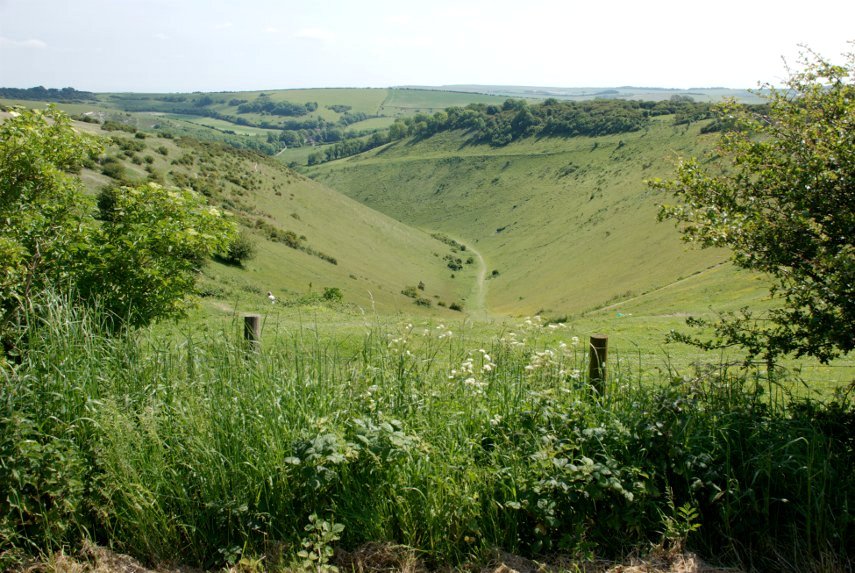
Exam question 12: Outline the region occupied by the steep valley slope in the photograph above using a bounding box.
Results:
[305,116,770,318]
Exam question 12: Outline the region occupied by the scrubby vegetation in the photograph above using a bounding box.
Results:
[0,306,852,572]
[1,107,236,358]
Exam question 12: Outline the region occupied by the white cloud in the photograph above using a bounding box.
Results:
[212,22,233,31]
[153,32,169,41]
[295,27,335,43]
[263,26,280,34]
[0,36,47,49]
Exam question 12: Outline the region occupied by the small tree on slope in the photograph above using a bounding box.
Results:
[650,48,854,364]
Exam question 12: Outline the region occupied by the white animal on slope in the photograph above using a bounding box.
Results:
[267,291,276,304]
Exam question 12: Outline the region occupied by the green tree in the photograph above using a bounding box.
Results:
[1,107,237,355]
[222,229,257,267]
[82,183,235,330]
[1,106,100,352]
[651,49,854,363]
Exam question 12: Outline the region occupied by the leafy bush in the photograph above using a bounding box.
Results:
[222,230,257,266]
[444,255,463,271]
[322,287,343,302]
[0,107,236,356]
[401,286,418,299]
[100,157,127,181]
[653,50,855,363]
[101,120,136,133]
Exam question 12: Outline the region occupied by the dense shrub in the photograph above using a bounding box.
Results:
[322,287,343,302]
[221,230,257,266]
[99,157,127,181]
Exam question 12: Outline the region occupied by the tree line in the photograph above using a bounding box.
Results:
[307,96,721,165]
[0,86,96,102]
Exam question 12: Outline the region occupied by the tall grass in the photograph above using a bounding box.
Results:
[1,299,852,571]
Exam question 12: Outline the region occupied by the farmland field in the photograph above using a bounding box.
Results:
[379,88,512,115]
[345,116,398,132]
[165,113,281,136]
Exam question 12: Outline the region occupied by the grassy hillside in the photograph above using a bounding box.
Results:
[57,116,474,316]
[306,116,769,318]
[1,88,514,161]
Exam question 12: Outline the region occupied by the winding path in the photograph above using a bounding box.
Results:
[457,239,489,321]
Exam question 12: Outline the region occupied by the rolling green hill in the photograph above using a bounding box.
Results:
[0,88,516,165]
[305,115,771,318]
[0,99,772,321]
[54,115,475,316]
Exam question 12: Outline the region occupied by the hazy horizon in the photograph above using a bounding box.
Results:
[1,0,852,93]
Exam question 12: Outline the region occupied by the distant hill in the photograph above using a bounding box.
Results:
[0,87,513,158]
[400,84,767,104]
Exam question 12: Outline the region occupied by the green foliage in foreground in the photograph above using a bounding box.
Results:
[1,107,237,358]
[1,301,852,571]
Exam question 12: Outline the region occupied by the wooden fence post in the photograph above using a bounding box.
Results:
[588,334,608,394]
[244,314,261,353]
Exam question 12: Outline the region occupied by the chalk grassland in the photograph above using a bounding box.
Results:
[60,119,473,316]
[61,110,854,387]
[3,104,849,384]
[306,117,744,316]
[304,116,855,386]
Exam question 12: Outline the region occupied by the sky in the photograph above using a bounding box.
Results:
[0,0,852,92]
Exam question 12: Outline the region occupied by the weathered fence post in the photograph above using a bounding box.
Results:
[588,334,608,394]
[244,314,261,354]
